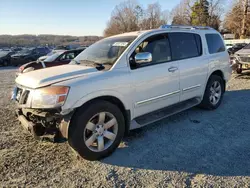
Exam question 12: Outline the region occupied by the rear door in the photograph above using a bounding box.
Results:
[169,32,208,101]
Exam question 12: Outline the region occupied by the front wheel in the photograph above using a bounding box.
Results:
[199,75,224,110]
[68,100,125,160]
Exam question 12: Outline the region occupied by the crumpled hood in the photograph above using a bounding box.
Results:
[15,64,97,89]
[236,49,250,55]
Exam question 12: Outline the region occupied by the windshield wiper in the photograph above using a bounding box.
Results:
[93,62,114,70]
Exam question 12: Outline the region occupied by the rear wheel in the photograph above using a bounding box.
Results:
[68,100,125,160]
[200,75,224,110]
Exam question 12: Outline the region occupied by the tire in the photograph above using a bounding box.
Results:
[68,100,125,160]
[3,60,9,66]
[236,68,242,74]
[199,75,224,110]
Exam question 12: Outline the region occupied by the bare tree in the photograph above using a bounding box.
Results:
[171,0,193,25]
[207,0,224,30]
[141,3,169,29]
[104,1,169,36]
[104,1,140,37]
[171,0,223,30]
[241,0,249,38]
[224,0,250,38]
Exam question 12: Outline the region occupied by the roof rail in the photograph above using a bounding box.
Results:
[159,25,213,30]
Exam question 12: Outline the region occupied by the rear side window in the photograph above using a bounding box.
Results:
[205,34,225,54]
[169,33,202,60]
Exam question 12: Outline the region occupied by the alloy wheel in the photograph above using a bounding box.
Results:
[83,112,118,152]
[209,81,222,105]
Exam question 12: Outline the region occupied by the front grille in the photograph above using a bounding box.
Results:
[239,56,250,63]
[16,87,30,105]
[20,90,30,104]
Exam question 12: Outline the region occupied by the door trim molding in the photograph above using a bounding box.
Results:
[182,84,201,92]
[135,90,180,107]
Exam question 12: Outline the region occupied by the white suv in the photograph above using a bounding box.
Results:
[13,25,231,160]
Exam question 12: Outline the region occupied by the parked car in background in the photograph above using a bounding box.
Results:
[228,43,247,55]
[0,51,14,66]
[225,43,233,50]
[13,25,231,160]
[11,47,51,66]
[11,47,23,53]
[232,43,250,74]
[54,45,71,50]
[36,49,66,62]
[17,48,85,75]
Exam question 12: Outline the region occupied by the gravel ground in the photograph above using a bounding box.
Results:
[0,67,250,187]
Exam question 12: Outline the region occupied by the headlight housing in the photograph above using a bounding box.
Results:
[31,86,69,108]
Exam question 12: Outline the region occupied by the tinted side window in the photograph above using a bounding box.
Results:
[169,33,201,60]
[205,34,225,54]
[134,34,171,66]
[60,52,75,60]
[194,34,202,55]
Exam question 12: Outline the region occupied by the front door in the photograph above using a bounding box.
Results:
[129,34,180,118]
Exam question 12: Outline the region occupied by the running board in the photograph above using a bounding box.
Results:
[130,98,201,130]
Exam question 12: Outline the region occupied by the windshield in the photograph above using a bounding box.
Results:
[243,43,250,49]
[44,51,64,62]
[71,36,137,68]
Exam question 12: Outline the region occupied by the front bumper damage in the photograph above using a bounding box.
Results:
[233,56,250,70]
[16,108,73,142]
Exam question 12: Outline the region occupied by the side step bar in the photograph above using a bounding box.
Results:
[130,98,201,130]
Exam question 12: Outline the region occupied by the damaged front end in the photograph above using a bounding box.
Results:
[12,84,73,142]
[16,108,72,141]
[233,51,250,71]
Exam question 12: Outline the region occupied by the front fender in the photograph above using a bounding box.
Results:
[61,89,131,115]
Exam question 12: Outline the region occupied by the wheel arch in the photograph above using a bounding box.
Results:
[70,95,131,135]
[209,70,226,92]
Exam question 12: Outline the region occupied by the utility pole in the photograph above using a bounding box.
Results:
[241,0,249,39]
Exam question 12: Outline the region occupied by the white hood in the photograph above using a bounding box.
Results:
[15,64,97,89]
[236,49,250,55]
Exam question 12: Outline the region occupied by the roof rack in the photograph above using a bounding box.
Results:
[159,25,213,30]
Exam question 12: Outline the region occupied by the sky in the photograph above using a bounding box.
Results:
[0,0,180,36]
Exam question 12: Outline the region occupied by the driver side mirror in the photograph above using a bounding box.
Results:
[135,52,152,64]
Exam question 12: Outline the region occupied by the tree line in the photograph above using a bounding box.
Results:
[104,0,250,39]
[0,34,102,48]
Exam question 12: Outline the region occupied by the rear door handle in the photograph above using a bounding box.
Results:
[168,67,178,72]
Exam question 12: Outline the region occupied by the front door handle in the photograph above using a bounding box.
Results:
[168,67,178,72]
